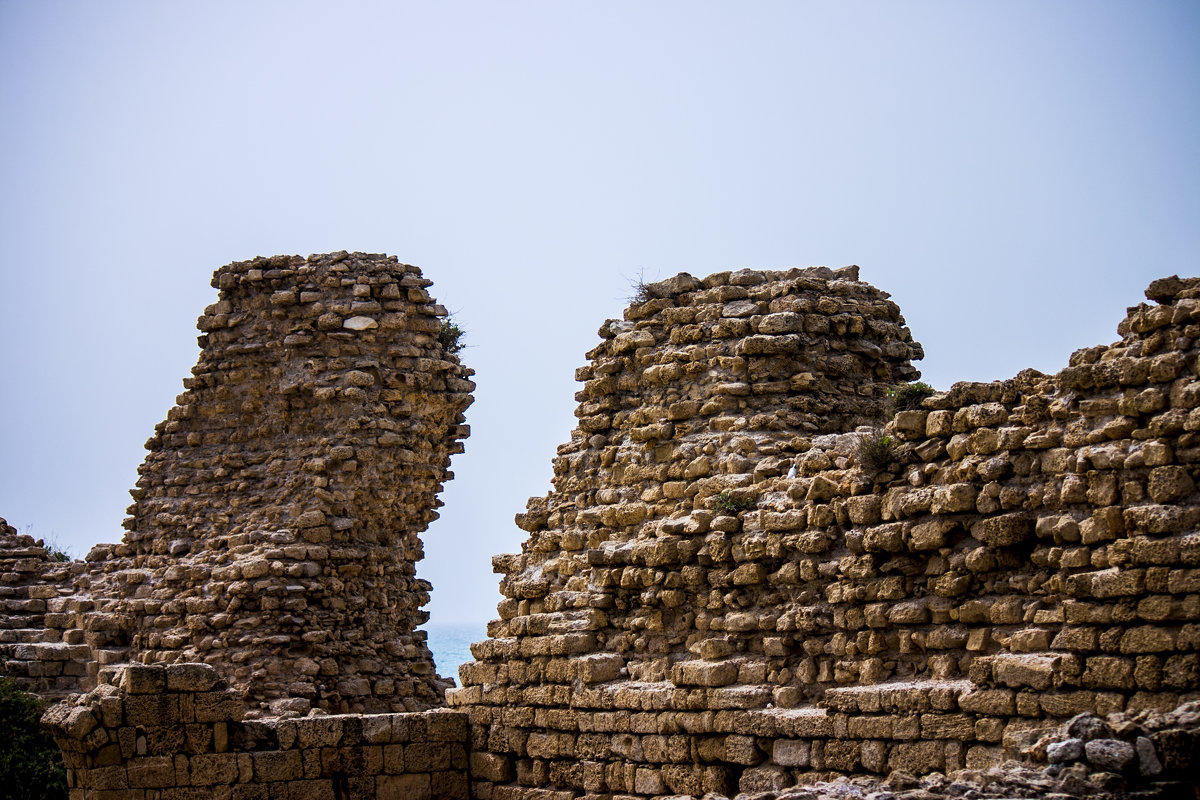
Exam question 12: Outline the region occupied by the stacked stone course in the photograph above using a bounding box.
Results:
[43,663,470,799]
[0,520,91,693]
[453,270,1200,798]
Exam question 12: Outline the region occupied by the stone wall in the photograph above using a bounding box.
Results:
[106,250,474,713]
[8,262,1200,799]
[452,270,1200,798]
[0,520,91,694]
[43,663,469,799]
[3,252,474,717]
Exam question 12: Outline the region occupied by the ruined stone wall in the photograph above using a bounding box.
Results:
[0,519,91,694]
[5,252,474,716]
[453,272,1200,798]
[43,663,469,799]
[100,251,473,713]
[11,262,1200,799]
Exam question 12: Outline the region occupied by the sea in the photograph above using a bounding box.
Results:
[423,620,490,685]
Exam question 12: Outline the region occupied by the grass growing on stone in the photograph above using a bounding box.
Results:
[857,431,897,470]
[713,490,757,513]
[888,381,935,411]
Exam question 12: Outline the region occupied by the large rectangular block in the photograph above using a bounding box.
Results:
[376,777,434,800]
[125,694,179,727]
[127,756,175,788]
[252,750,303,782]
[887,741,944,774]
[772,739,811,767]
[188,753,239,785]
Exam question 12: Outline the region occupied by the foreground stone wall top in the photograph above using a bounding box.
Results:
[453,271,1200,797]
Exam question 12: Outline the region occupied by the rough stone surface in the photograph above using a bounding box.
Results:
[43,665,469,799]
[453,271,1200,797]
[1083,738,1135,771]
[2,252,473,715]
[10,266,1200,800]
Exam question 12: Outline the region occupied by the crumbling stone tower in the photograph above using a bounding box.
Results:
[108,251,473,714]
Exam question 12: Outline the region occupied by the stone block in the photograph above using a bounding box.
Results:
[252,750,303,782]
[920,713,975,740]
[771,739,810,767]
[166,664,219,692]
[738,764,791,793]
[823,739,861,771]
[432,770,470,800]
[193,692,243,724]
[121,665,166,695]
[992,654,1058,690]
[958,689,1015,716]
[125,694,179,727]
[406,742,452,772]
[671,660,738,687]
[294,717,343,749]
[188,753,239,785]
[972,513,1033,547]
[893,410,928,439]
[887,741,943,774]
[470,752,513,782]
[1148,466,1194,503]
[847,715,892,738]
[425,711,469,742]
[1120,626,1176,653]
[126,756,175,788]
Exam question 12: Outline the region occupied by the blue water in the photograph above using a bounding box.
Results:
[423,620,489,685]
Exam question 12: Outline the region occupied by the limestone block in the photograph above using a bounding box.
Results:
[738,764,790,792]
[471,751,514,782]
[377,773,431,800]
[188,753,239,785]
[165,664,219,692]
[1119,626,1175,653]
[771,739,810,767]
[972,513,1033,547]
[120,665,166,695]
[991,654,1059,690]
[894,411,928,439]
[958,689,1016,717]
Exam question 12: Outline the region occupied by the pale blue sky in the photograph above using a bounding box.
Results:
[1,1,1196,624]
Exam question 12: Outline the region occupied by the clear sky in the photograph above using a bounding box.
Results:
[1,1,1196,625]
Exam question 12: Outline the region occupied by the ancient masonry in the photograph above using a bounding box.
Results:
[3,259,1199,799]
[450,268,1200,797]
[2,251,474,715]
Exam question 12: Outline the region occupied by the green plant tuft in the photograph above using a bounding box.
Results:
[713,490,757,514]
[438,319,465,354]
[0,675,68,799]
[857,431,897,470]
[40,537,70,563]
[887,381,935,411]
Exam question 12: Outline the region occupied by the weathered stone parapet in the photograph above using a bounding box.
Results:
[458,271,1200,797]
[43,662,470,799]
